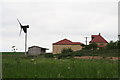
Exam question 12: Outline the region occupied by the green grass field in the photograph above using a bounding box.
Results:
[2,52,25,55]
[2,53,119,78]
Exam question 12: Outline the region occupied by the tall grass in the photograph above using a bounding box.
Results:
[2,55,118,78]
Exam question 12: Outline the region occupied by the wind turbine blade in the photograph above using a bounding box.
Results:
[17,19,22,27]
[19,28,22,36]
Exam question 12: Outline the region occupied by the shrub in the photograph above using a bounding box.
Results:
[73,50,85,56]
[54,48,74,59]
[58,52,75,59]
[44,53,53,58]
[84,43,97,50]
[89,43,97,50]
[84,45,91,50]
[56,54,70,59]
[81,44,85,47]
[99,47,106,50]
[61,48,73,54]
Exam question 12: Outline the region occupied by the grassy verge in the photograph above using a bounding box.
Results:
[1,52,25,55]
[2,55,118,78]
[74,49,118,57]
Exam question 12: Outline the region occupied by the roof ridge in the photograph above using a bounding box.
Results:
[53,38,83,45]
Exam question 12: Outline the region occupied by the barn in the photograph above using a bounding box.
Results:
[28,46,48,55]
[52,38,84,54]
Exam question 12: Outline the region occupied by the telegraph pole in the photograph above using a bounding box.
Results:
[84,37,89,45]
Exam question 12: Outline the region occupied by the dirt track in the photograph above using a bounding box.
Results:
[74,56,119,60]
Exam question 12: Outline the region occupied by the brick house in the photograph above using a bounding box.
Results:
[89,33,108,48]
[52,39,84,54]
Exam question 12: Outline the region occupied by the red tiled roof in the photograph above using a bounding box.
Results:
[90,34,108,43]
[53,39,83,45]
[92,35,98,38]
[73,42,83,45]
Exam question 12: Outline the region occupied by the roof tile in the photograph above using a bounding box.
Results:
[90,34,108,43]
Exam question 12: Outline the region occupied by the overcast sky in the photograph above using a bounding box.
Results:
[0,0,119,52]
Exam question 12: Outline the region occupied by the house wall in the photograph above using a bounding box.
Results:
[28,47,41,55]
[41,49,46,53]
[52,45,82,54]
[96,43,108,47]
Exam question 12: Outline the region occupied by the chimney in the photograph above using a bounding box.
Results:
[99,33,101,35]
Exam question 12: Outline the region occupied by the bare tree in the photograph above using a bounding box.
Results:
[11,46,17,52]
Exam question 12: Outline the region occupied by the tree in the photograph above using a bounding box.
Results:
[106,41,117,49]
[11,46,17,52]
[117,41,120,49]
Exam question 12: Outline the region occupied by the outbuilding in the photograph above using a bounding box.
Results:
[28,46,48,55]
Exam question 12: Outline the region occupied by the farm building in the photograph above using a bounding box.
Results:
[89,33,108,48]
[52,38,84,54]
[28,46,48,55]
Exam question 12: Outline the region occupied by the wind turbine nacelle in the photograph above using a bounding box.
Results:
[25,25,29,28]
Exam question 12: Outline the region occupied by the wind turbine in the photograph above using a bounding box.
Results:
[17,19,29,55]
